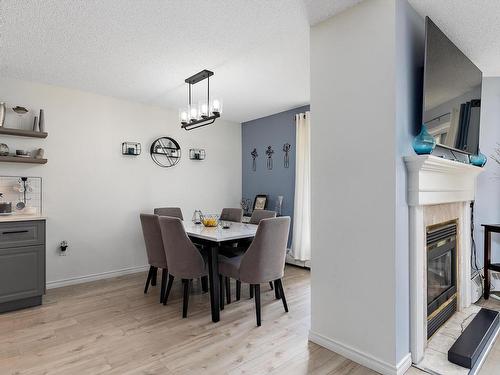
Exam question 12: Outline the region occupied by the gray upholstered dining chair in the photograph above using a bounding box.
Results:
[249,209,276,224]
[158,216,208,318]
[248,209,277,293]
[218,207,243,303]
[225,209,277,300]
[155,207,206,252]
[140,214,168,303]
[220,208,243,223]
[154,207,183,220]
[218,217,290,326]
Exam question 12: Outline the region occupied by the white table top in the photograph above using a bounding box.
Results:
[183,221,258,242]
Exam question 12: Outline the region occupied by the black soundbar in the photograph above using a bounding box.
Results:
[448,308,499,369]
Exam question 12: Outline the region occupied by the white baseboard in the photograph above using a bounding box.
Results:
[285,252,311,268]
[309,330,412,375]
[46,265,149,289]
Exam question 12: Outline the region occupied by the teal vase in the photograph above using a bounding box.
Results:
[470,151,487,167]
[412,125,436,155]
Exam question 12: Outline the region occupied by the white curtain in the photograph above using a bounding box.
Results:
[291,111,311,261]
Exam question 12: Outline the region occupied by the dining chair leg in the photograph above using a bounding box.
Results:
[182,279,191,318]
[151,267,157,286]
[144,266,155,294]
[201,276,208,293]
[160,269,167,303]
[254,284,261,326]
[219,275,225,310]
[225,277,231,304]
[236,280,241,301]
[249,284,254,299]
[276,279,288,313]
[273,280,281,300]
[269,281,274,290]
[163,274,174,305]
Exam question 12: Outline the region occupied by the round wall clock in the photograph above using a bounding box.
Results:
[150,137,181,167]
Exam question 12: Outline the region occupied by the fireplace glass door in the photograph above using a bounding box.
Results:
[428,250,453,304]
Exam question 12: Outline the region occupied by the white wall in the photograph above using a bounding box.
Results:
[310,0,422,373]
[0,78,242,286]
[310,0,397,370]
[475,77,500,268]
[395,0,425,363]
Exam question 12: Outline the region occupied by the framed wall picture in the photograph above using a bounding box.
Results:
[253,194,268,210]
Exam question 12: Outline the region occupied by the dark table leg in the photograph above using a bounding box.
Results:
[484,228,491,300]
[207,245,220,322]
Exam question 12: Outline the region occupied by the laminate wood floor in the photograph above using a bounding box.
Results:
[1,266,499,374]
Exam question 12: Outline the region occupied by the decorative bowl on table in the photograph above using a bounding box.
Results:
[201,214,219,227]
[220,221,232,229]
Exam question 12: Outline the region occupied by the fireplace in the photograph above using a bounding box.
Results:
[405,155,483,363]
[427,221,457,338]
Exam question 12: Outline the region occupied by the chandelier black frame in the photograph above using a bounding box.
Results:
[181,69,220,131]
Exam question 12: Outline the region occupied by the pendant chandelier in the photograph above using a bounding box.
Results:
[179,69,222,131]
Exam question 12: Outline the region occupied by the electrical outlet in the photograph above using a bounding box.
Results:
[60,240,68,256]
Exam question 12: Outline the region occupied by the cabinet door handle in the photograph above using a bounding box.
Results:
[2,230,29,235]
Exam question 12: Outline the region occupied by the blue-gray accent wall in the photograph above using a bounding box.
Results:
[242,105,309,247]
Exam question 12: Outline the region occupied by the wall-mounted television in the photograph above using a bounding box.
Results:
[423,17,482,156]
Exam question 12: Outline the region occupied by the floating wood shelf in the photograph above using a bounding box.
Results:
[0,156,47,164]
[0,127,48,138]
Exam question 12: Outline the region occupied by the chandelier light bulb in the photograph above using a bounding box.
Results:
[190,107,198,121]
[212,99,222,115]
[179,109,188,125]
[199,102,209,118]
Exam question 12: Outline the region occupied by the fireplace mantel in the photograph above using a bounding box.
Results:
[404,155,484,206]
[404,154,484,364]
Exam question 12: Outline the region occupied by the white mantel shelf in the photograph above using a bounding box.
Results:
[404,155,484,206]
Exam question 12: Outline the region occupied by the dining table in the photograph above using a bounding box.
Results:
[182,220,258,322]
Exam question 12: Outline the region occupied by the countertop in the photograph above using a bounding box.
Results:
[0,215,47,223]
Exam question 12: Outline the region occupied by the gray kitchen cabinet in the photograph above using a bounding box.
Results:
[0,219,46,313]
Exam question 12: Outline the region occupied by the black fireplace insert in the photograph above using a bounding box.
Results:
[427,221,457,338]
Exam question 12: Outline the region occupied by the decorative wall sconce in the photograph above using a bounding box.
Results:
[150,137,181,167]
[283,143,291,168]
[189,149,206,160]
[266,146,274,170]
[122,142,141,156]
[251,148,258,171]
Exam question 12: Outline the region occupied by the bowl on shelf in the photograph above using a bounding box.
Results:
[21,206,37,215]
[0,143,9,156]
[201,214,219,227]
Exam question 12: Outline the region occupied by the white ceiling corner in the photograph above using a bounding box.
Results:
[303,0,365,26]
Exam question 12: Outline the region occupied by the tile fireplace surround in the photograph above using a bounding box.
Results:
[404,155,484,364]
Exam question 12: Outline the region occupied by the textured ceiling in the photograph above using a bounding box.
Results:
[409,0,500,77]
[0,0,312,123]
